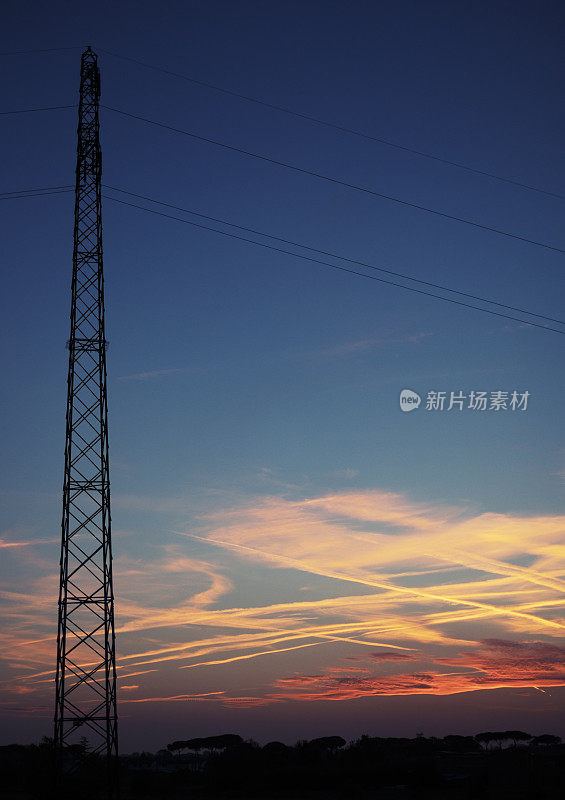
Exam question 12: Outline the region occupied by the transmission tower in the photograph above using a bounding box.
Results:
[54,46,118,785]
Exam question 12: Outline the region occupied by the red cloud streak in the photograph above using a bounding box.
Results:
[236,640,565,705]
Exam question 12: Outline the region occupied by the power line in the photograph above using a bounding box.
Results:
[103,193,565,336]
[0,46,81,56]
[104,184,565,327]
[0,189,73,199]
[0,184,73,197]
[102,106,565,256]
[4,180,560,327]
[2,44,561,202]
[97,47,564,202]
[2,180,561,331]
[0,104,75,115]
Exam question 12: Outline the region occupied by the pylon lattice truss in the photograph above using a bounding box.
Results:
[54,47,118,770]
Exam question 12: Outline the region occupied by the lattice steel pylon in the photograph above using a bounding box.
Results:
[54,46,118,787]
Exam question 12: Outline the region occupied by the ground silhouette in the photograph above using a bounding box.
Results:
[1,729,564,799]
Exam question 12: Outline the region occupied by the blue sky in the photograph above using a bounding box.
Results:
[1,0,564,751]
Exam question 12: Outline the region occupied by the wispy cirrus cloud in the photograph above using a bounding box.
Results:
[121,690,225,704]
[305,332,433,359]
[0,539,45,549]
[348,651,417,662]
[185,490,565,636]
[117,367,185,381]
[3,486,565,715]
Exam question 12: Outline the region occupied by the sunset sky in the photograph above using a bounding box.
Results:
[1,1,564,752]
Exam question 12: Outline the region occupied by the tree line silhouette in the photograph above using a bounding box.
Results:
[164,730,561,757]
[1,729,564,799]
